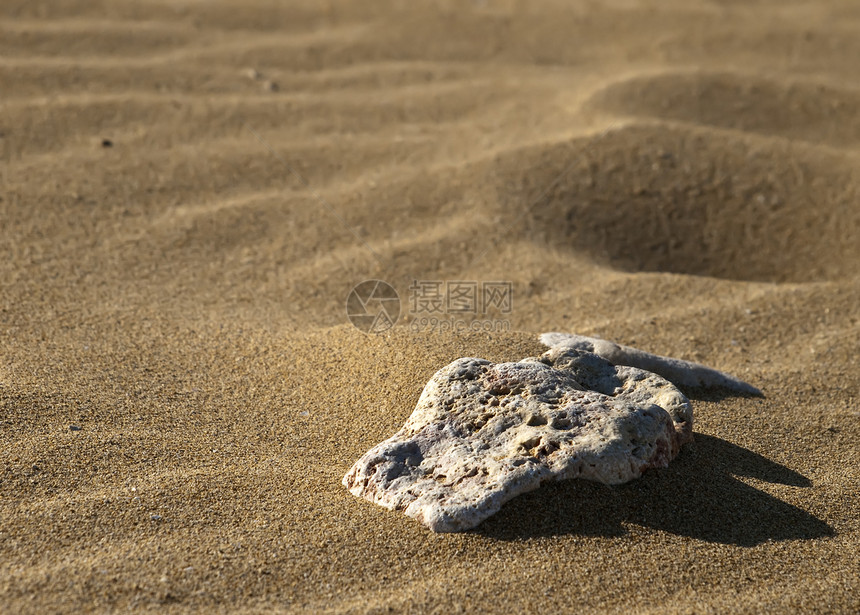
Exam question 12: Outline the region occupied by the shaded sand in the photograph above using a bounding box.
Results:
[1,0,858,612]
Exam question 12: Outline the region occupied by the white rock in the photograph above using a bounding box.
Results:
[343,347,693,532]
[540,332,761,395]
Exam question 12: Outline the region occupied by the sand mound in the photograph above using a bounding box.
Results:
[493,123,860,282]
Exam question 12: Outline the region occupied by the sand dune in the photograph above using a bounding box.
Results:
[1,0,858,612]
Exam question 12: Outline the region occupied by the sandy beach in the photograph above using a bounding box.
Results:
[2,0,858,612]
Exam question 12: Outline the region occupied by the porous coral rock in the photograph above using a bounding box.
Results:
[343,347,693,532]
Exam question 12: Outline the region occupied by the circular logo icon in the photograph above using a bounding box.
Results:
[346,280,400,333]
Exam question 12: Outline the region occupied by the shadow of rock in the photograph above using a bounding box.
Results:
[476,434,832,546]
[678,385,764,402]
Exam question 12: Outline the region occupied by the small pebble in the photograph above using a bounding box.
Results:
[101,139,113,148]
[69,425,82,431]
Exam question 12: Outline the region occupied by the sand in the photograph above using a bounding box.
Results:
[1,0,858,612]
